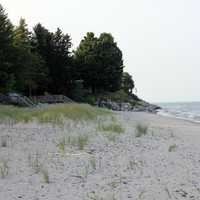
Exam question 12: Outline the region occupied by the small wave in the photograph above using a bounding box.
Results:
[157,109,200,123]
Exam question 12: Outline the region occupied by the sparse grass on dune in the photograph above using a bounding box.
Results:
[168,144,177,152]
[135,124,148,137]
[97,122,125,134]
[0,103,111,124]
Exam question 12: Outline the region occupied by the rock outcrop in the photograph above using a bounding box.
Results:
[96,100,161,113]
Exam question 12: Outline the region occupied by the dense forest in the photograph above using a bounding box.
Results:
[0,4,136,103]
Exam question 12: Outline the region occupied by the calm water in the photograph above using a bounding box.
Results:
[157,102,200,123]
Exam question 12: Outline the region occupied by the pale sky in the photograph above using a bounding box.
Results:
[1,0,200,102]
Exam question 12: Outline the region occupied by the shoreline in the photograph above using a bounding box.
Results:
[157,110,200,125]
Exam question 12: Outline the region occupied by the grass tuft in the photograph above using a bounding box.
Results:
[98,123,125,134]
[41,168,49,184]
[77,135,89,150]
[56,138,66,156]
[0,160,9,178]
[168,144,177,152]
[65,135,89,150]
[28,153,41,173]
[135,124,148,137]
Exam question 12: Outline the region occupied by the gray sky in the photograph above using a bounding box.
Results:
[2,0,200,102]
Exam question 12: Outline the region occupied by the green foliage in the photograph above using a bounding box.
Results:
[98,90,130,102]
[122,72,135,94]
[84,95,96,105]
[0,4,137,103]
[0,4,15,93]
[13,19,48,95]
[33,24,73,94]
[135,124,148,137]
[168,144,177,152]
[74,32,123,94]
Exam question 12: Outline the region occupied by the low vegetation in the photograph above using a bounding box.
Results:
[28,153,42,174]
[56,138,66,156]
[41,168,50,184]
[135,124,148,137]
[0,104,111,124]
[0,160,9,178]
[168,144,177,152]
[59,134,89,151]
[98,122,125,134]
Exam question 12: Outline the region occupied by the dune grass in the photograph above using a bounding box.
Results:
[168,144,177,152]
[0,103,111,124]
[41,168,49,184]
[0,160,9,178]
[135,124,148,137]
[98,123,125,134]
[60,135,89,151]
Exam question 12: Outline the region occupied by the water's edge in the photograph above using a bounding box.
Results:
[157,102,200,123]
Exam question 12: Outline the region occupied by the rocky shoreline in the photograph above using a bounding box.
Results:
[96,100,161,113]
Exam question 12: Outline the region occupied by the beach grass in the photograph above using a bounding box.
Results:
[168,144,177,152]
[0,160,9,178]
[41,168,49,184]
[135,124,148,137]
[0,103,111,124]
[97,123,125,134]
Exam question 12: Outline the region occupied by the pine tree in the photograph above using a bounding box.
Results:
[0,4,15,92]
[13,19,48,96]
[33,24,73,94]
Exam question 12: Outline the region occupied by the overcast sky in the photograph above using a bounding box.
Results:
[1,0,200,102]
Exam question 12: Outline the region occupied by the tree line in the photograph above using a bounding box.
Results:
[0,4,135,101]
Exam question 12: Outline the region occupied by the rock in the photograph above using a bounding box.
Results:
[133,101,161,113]
[96,99,161,113]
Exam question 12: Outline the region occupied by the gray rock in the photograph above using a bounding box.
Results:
[97,99,161,113]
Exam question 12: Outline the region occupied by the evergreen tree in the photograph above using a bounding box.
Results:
[33,24,73,94]
[0,4,15,92]
[13,19,48,96]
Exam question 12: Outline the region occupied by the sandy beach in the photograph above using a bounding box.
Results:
[0,111,200,200]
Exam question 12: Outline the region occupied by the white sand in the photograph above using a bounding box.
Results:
[0,112,200,200]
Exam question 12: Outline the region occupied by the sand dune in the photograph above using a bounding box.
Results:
[0,111,200,200]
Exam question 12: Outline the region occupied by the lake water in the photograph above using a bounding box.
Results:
[157,102,200,123]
